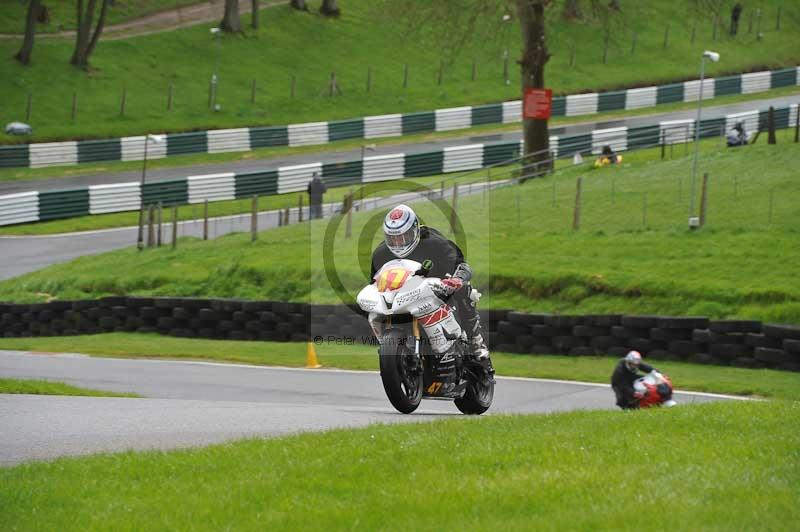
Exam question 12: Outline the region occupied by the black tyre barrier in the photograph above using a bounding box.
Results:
[0,297,798,372]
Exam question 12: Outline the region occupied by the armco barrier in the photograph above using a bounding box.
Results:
[1,66,798,169]
[1,297,798,372]
[1,103,797,227]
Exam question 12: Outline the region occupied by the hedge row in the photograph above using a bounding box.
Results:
[1,298,798,372]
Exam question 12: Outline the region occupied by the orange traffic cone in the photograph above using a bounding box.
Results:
[306,342,322,369]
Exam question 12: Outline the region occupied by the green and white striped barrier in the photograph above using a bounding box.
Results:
[1,103,796,228]
[1,67,797,170]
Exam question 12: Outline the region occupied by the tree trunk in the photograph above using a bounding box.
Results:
[516,0,551,164]
[15,0,41,65]
[71,0,98,68]
[608,0,621,10]
[290,0,307,11]
[563,0,582,20]
[251,0,259,29]
[221,0,242,32]
[84,0,110,62]
[319,0,340,17]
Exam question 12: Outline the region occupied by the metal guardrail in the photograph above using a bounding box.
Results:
[1,67,798,170]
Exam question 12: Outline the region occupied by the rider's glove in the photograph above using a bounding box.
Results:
[441,277,463,295]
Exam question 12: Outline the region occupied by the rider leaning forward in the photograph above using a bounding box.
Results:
[370,204,490,362]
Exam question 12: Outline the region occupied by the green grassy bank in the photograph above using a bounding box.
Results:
[1,400,797,530]
[1,0,798,142]
[2,141,798,322]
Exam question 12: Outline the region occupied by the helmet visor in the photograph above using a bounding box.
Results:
[386,229,415,250]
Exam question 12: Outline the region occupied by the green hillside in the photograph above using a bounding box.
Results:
[0,0,203,34]
[0,0,798,142]
[2,141,798,322]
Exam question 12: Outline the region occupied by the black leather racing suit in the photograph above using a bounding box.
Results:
[370,226,483,342]
[610,359,655,409]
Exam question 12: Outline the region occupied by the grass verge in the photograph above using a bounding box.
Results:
[2,141,799,322]
[0,376,138,397]
[1,333,799,400]
[0,400,797,530]
[1,1,798,142]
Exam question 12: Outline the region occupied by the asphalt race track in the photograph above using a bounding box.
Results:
[0,181,503,280]
[0,350,739,465]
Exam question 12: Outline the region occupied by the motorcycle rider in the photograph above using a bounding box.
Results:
[370,204,490,363]
[611,350,656,410]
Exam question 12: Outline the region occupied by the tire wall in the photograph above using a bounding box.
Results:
[1,298,798,372]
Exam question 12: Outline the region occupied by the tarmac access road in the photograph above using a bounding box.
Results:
[0,350,740,465]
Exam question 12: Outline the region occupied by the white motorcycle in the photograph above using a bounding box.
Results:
[357,258,495,415]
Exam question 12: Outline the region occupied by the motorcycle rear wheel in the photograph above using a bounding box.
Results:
[455,360,494,415]
[379,330,423,414]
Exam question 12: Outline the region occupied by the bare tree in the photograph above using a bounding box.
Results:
[252,0,260,29]
[71,0,110,69]
[15,0,41,65]
[221,0,242,32]
[320,0,341,17]
[290,0,308,11]
[563,0,582,20]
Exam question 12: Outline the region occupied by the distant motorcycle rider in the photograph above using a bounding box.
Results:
[370,204,490,361]
[611,350,656,410]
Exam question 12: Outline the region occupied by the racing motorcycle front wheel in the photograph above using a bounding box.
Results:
[454,361,494,415]
[379,329,423,414]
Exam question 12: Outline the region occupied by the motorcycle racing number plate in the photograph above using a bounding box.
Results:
[376,267,410,292]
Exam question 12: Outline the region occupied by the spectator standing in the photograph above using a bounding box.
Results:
[307,172,327,220]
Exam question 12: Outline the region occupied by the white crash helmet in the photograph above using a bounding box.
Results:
[625,350,642,371]
[383,204,420,258]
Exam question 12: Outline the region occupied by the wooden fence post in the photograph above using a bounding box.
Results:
[203,200,209,240]
[471,58,477,81]
[663,24,669,48]
[171,205,178,249]
[437,59,444,85]
[699,173,709,227]
[156,201,163,247]
[147,204,155,247]
[120,85,127,117]
[403,64,408,88]
[251,195,258,241]
[366,66,372,92]
[345,193,353,239]
[251,79,257,103]
[167,83,173,111]
[572,177,582,231]
[26,93,32,121]
[298,194,304,222]
[450,184,459,234]
[71,92,77,122]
